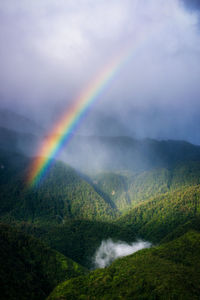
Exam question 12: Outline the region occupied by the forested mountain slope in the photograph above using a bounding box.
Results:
[62,135,200,171]
[48,231,200,300]
[0,223,86,300]
[91,161,200,211]
[1,138,200,299]
[1,146,200,268]
[0,150,117,224]
[119,184,200,243]
[15,220,134,268]
[0,127,40,155]
[1,124,200,173]
[11,183,200,268]
[0,109,43,135]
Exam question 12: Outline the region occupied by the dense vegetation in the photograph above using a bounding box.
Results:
[1,121,200,299]
[63,135,200,172]
[0,153,117,225]
[10,182,199,269]
[14,220,134,267]
[48,231,200,299]
[119,184,200,243]
[91,161,200,211]
[2,145,200,268]
[91,172,131,210]
[0,223,86,300]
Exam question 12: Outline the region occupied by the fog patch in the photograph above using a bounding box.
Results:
[94,239,151,269]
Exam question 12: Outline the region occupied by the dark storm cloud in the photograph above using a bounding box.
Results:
[181,0,200,11]
[0,0,200,144]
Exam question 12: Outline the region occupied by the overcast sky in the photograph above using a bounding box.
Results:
[0,0,200,144]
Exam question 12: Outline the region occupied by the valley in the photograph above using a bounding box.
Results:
[1,0,200,298]
[0,112,200,299]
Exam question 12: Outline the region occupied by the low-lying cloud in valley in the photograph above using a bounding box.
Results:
[94,239,151,269]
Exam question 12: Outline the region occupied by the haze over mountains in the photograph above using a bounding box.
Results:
[0,108,200,298]
[1,109,200,173]
[0,109,43,135]
[1,0,200,298]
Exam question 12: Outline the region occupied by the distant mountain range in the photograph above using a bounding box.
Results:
[0,109,43,135]
[0,127,40,156]
[1,109,200,299]
[0,109,43,155]
[1,109,200,172]
[63,135,200,172]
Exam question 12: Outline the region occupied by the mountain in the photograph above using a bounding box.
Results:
[0,126,40,155]
[1,120,200,173]
[0,223,86,300]
[0,110,43,156]
[90,160,200,211]
[15,220,134,268]
[12,179,200,268]
[0,109,43,135]
[1,124,200,298]
[1,145,200,267]
[61,135,200,172]
[0,149,117,225]
[119,184,200,243]
[47,231,200,299]
[91,171,132,211]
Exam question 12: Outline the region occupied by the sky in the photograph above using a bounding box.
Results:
[0,0,200,144]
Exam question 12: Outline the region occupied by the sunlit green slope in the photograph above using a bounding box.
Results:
[0,151,117,224]
[119,184,200,243]
[91,161,200,211]
[47,231,200,300]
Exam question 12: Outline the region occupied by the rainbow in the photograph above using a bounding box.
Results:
[27,31,156,187]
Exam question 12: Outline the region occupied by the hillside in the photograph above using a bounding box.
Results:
[0,223,86,300]
[1,124,200,174]
[0,126,41,156]
[1,135,200,298]
[61,135,200,172]
[15,220,134,268]
[33,183,200,267]
[91,161,200,211]
[8,180,200,268]
[0,109,43,135]
[47,231,200,299]
[91,171,132,210]
[0,148,117,224]
[1,1,200,298]
[119,184,200,243]
[1,146,200,268]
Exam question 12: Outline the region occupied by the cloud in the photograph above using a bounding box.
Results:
[0,0,200,144]
[93,239,151,268]
[181,0,200,11]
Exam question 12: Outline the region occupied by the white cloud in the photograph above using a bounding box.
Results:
[94,239,151,268]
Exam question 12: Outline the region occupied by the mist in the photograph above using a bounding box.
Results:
[0,0,200,146]
[93,239,151,269]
